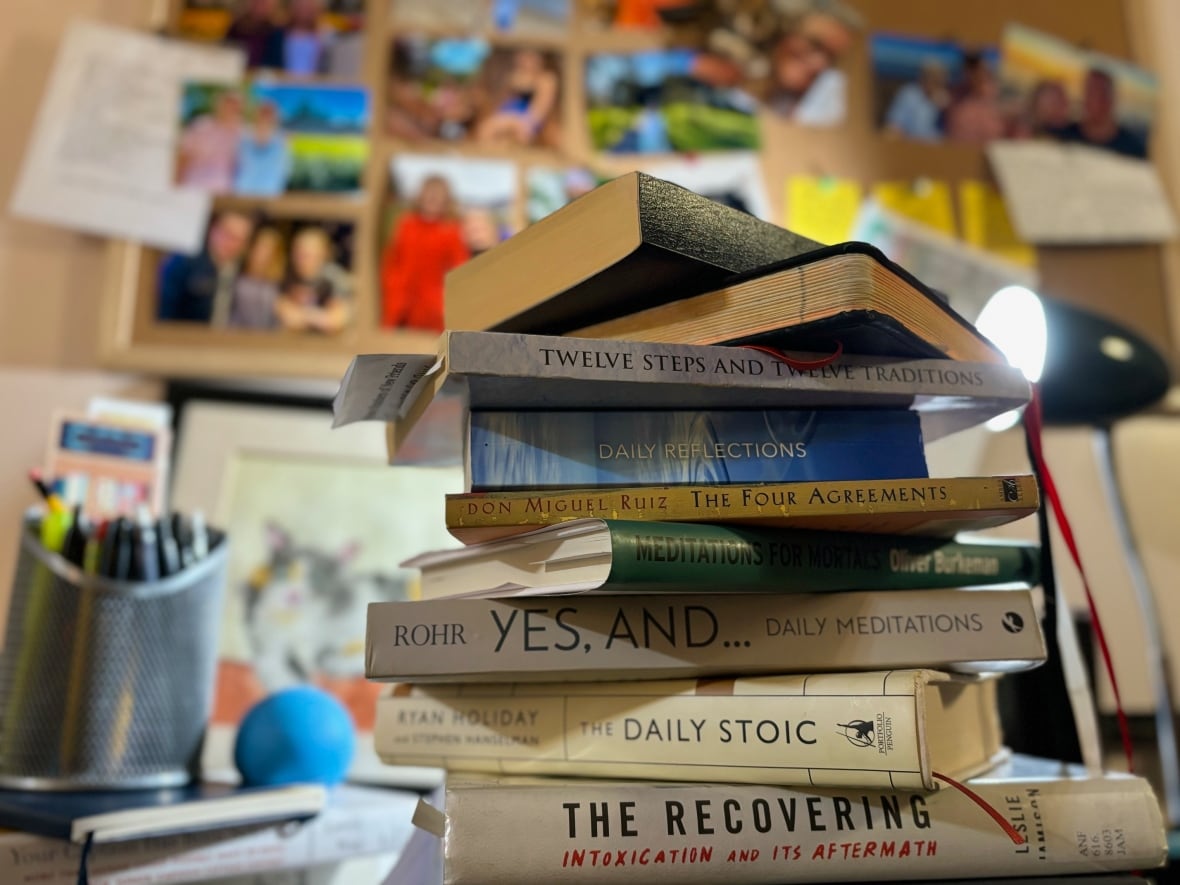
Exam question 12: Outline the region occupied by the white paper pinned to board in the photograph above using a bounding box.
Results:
[9,19,244,253]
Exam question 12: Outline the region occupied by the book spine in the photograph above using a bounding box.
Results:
[448,332,1029,402]
[467,409,928,491]
[365,589,1046,682]
[438,776,1166,884]
[601,522,1040,591]
[375,671,976,791]
[0,791,416,884]
[445,475,1039,542]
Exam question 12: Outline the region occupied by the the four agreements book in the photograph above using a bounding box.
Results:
[443,475,1040,543]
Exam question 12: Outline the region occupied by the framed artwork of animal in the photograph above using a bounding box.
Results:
[170,397,462,786]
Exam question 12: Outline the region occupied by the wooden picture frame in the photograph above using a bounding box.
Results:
[98,0,1171,380]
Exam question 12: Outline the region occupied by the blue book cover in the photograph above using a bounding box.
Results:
[468,409,927,490]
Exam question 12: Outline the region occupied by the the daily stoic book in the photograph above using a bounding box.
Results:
[442,171,824,334]
[466,408,929,491]
[374,669,1003,792]
[329,333,1031,465]
[443,475,1040,543]
[401,520,1041,598]
[414,760,1166,883]
[364,588,1047,683]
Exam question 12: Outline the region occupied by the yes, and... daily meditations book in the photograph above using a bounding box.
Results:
[365,588,1047,682]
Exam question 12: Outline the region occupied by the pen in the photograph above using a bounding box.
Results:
[99,518,128,579]
[173,512,194,569]
[60,505,89,567]
[130,507,160,583]
[29,469,68,517]
[156,514,181,578]
[83,522,105,575]
[190,511,209,562]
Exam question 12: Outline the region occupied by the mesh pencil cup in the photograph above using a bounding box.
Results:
[0,517,228,790]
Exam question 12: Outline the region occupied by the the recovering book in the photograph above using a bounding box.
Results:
[365,588,1047,682]
[402,520,1041,598]
[443,475,1039,543]
[467,408,928,490]
[330,333,1031,464]
[374,669,1003,791]
[413,758,1166,883]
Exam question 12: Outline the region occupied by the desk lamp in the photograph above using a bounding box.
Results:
[977,286,1176,825]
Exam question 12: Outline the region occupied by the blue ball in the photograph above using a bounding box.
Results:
[234,687,356,787]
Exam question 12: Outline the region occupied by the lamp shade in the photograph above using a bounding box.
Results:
[1038,298,1171,425]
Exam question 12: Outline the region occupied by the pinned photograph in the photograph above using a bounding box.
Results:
[585,0,859,127]
[176,0,366,78]
[872,33,1003,144]
[157,210,355,334]
[999,22,1155,159]
[387,36,563,148]
[490,0,572,36]
[638,153,771,219]
[389,0,487,31]
[177,82,370,196]
[584,50,759,153]
[525,166,603,223]
[380,154,518,330]
[581,0,668,30]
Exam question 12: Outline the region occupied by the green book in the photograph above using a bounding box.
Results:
[403,518,1040,599]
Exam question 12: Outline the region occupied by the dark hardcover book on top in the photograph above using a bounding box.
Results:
[443,171,824,335]
[573,240,1007,365]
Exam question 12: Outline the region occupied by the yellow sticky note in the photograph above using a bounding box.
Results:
[871,180,957,237]
[959,181,1038,269]
[785,176,862,245]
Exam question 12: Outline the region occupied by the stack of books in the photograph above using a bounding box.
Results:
[337,174,1167,883]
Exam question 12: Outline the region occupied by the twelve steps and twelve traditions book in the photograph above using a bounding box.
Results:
[399,520,1042,598]
[365,588,1047,682]
[331,333,1031,465]
[442,171,824,334]
[374,669,1003,791]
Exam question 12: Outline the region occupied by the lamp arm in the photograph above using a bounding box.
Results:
[1093,425,1180,827]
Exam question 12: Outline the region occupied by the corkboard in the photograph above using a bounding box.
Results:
[755,0,1171,357]
[101,0,1171,379]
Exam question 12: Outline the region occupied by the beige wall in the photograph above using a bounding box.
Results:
[0,0,163,599]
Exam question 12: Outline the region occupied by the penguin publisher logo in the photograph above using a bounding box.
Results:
[1002,612,1025,633]
[837,719,875,748]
